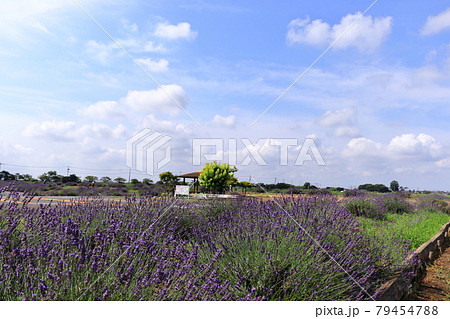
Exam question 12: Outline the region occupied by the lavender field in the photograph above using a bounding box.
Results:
[0,186,415,301]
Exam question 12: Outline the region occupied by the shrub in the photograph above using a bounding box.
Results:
[344,197,385,220]
[416,195,450,214]
[377,193,413,215]
[307,188,331,195]
[343,189,367,197]
[289,187,303,195]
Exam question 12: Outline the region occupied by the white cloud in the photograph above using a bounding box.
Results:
[0,137,33,156]
[343,133,443,161]
[318,108,355,127]
[122,19,138,33]
[79,101,125,119]
[118,39,166,53]
[421,8,450,36]
[23,120,77,141]
[154,22,198,40]
[85,39,166,64]
[141,114,192,134]
[23,121,126,142]
[342,137,384,158]
[287,12,392,52]
[135,58,169,72]
[78,123,127,141]
[317,108,360,137]
[85,40,118,65]
[78,84,190,120]
[387,133,443,158]
[334,126,361,138]
[141,41,167,53]
[0,1,65,42]
[436,158,450,168]
[212,115,236,128]
[98,147,126,162]
[124,85,189,116]
[287,18,331,46]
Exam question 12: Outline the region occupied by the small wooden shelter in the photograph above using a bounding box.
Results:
[177,172,201,193]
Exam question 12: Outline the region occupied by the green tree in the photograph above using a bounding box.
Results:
[199,161,237,193]
[0,170,15,181]
[142,178,153,185]
[239,181,252,195]
[227,175,239,190]
[39,171,63,183]
[62,174,81,183]
[131,178,140,184]
[84,176,98,183]
[358,183,390,193]
[303,182,311,189]
[21,174,34,181]
[390,180,400,192]
[114,177,126,184]
[159,172,178,195]
[100,176,112,183]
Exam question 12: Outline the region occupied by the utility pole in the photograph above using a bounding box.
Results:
[128,168,131,183]
[249,176,251,182]
[274,177,277,184]
[67,166,70,176]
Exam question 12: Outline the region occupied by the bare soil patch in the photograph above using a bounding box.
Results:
[410,246,450,301]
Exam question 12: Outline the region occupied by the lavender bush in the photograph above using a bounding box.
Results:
[415,194,450,214]
[376,193,413,215]
[0,187,412,301]
[0,181,164,198]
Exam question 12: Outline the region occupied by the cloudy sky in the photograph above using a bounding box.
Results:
[1,0,450,190]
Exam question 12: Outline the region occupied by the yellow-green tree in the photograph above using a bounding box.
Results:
[199,161,237,193]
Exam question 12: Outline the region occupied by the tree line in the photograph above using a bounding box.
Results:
[0,168,404,194]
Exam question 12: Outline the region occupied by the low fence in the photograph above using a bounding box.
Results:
[375,221,450,300]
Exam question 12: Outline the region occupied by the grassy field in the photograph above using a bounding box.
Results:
[359,210,450,252]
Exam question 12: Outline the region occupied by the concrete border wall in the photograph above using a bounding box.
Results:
[375,221,450,301]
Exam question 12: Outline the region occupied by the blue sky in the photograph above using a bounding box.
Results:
[1,0,450,190]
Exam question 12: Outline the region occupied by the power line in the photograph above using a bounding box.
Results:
[1,163,67,169]
[0,163,131,174]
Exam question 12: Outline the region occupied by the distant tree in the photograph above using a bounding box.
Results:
[49,171,63,183]
[358,183,390,193]
[390,180,400,192]
[114,177,126,184]
[131,178,140,184]
[100,176,112,183]
[0,170,15,181]
[275,182,292,190]
[227,176,239,190]
[303,182,311,189]
[84,176,98,183]
[21,174,34,181]
[239,181,252,195]
[199,162,237,193]
[38,173,50,183]
[159,172,178,195]
[39,171,63,183]
[142,178,153,185]
[62,174,81,183]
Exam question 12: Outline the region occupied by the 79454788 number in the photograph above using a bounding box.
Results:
[376,306,438,316]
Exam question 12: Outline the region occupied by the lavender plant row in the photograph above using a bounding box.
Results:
[0,187,412,300]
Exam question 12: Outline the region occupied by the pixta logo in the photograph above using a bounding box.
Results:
[126,129,172,175]
[192,138,325,166]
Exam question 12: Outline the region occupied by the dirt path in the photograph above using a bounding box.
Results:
[412,246,450,301]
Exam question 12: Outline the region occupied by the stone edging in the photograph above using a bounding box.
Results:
[375,221,450,301]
